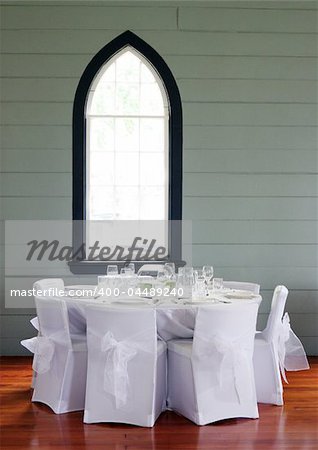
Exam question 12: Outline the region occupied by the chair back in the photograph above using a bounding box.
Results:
[85,306,158,410]
[192,302,259,408]
[193,302,259,354]
[35,296,72,348]
[33,278,65,296]
[223,281,260,294]
[262,285,288,342]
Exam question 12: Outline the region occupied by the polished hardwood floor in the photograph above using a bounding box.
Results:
[1,356,317,450]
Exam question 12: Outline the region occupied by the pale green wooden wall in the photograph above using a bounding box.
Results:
[0,1,317,355]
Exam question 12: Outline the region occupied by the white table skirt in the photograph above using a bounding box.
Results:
[64,293,262,341]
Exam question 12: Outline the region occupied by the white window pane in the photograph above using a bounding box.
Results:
[116,51,140,82]
[140,153,165,186]
[140,83,164,116]
[116,83,139,115]
[140,187,165,220]
[140,118,164,152]
[99,63,115,82]
[89,152,114,186]
[140,63,156,83]
[89,118,114,152]
[89,186,115,220]
[115,187,139,219]
[115,153,139,186]
[115,118,139,152]
[86,47,168,226]
[90,82,115,115]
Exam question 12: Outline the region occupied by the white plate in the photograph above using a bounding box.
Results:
[185,299,232,305]
[223,290,256,299]
[111,298,149,305]
[65,285,97,291]
[64,285,97,299]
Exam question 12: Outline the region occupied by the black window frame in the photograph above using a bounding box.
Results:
[71,31,183,274]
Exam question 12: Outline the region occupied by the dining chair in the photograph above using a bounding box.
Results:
[167,302,259,425]
[223,281,260,294]
[21,295,87,413]
[29,316,39,389]
[253,285,309,405]
[33,278,65,294]
[26,279,65,389]
[84,306,167,427]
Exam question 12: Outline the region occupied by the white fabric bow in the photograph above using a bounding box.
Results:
[101,330,153,409]
[277,313,310,383]
[193,332,252,404]
[30,316,40,331]
[21,336,55,374]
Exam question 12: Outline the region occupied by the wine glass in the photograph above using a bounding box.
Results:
[177,267,194,300]
[213,278,223,291]
[157,267,169,283]
[194,269,206,297]
[164,262,175,279]
[107,265,118,276]
[202,266,213,296]
[126,262,135,273]
[203,265,213,284]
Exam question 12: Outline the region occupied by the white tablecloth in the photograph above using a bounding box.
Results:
[64,291,262,341]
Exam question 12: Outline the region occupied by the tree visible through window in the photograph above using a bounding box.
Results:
[86,48,169,222]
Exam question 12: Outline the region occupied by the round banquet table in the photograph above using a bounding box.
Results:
[63,287,262,341]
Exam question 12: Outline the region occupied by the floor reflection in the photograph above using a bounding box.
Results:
[1,357,317,449]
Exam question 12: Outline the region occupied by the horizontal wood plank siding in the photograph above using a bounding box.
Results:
[1,30,316,56]
[0,1,317,355]
[2,103,317,126]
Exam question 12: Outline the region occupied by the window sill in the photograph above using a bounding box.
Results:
[68,259,186,274]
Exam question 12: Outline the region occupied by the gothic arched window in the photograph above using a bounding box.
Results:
[72,31,182,272]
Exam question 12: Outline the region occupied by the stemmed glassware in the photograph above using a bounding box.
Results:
[163,263,176,291]
[157,267,168,283]
[177,266,194,301]
[212,278,223,291]
[126,263,135,273]
[203,265,213,294]
[203,265,213,284]
[164,262,176,278]
[193,269,206,297]
[107,265,119,276]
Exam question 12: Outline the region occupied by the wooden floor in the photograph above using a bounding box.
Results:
[1,357,317,450]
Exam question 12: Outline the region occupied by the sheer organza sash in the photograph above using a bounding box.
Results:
[21,336,55,374]
[277,312,310,383]
[192,329,254,404]
[91,329,155,409]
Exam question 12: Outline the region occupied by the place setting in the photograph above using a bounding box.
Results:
[68,263,259,307]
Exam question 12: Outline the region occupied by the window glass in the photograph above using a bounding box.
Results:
[86,48,168,222]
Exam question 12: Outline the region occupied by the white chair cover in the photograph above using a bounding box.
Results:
[167,302,259,425]
[101,329,155,409]
[21,294,87,414]
[84,306,167,427]
[262,285,288,343]
[223,281,260,294]
[253,285,309,405]
[26,316,40,389]
[34,278,88,338]
[24,281,64,389]
[21,335,55,374]
[33,278,65,295]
